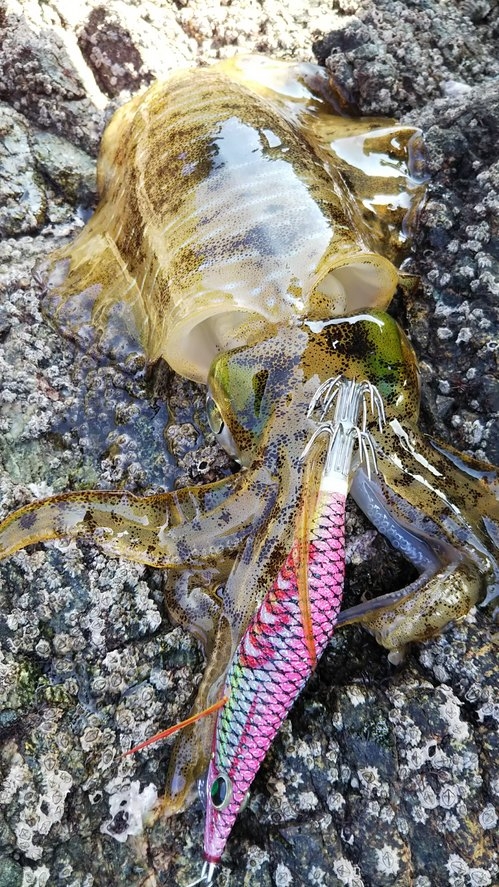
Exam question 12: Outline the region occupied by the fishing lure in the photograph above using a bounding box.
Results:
[0,54,498,876]
[187,376,385,884]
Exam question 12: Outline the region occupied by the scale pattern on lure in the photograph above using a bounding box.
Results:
[0,54,498,881]
[198,499,346,880]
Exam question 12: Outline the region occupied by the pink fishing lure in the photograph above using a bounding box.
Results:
[189,378,384,885]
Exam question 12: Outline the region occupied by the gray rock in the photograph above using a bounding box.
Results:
[315,0,499,115]
[0,104,46,237]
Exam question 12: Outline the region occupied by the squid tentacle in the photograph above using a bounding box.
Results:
[0,470,268,568]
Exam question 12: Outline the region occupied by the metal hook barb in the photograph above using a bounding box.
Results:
[186,861,217,887]
[301,376,386,481]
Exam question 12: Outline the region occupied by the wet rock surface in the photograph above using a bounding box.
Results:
[315,0,499,116]
[0,1,498,886]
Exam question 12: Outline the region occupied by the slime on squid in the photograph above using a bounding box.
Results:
[0,55,498,882]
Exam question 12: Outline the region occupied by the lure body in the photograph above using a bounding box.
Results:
[0,55,498,877]
[204,490,346,866]
[199,377,384,873]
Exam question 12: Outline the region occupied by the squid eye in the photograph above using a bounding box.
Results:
[206,395,224,435]
[210,772,232,810]
[206,393,241,462]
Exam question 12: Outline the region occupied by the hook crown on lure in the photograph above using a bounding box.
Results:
[0,54,497,877]
[187,861,217,887]
[302,375,386,481]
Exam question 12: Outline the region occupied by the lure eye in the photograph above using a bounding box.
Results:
[210,772,232,810]
[206,395,224,435]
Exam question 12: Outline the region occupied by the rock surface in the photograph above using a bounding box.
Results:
[0,1,498,886]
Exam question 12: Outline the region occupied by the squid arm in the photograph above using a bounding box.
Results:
[335,425,499,649]
[0,466,277,569]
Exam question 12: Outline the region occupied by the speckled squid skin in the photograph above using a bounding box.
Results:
[0,55,498,829]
